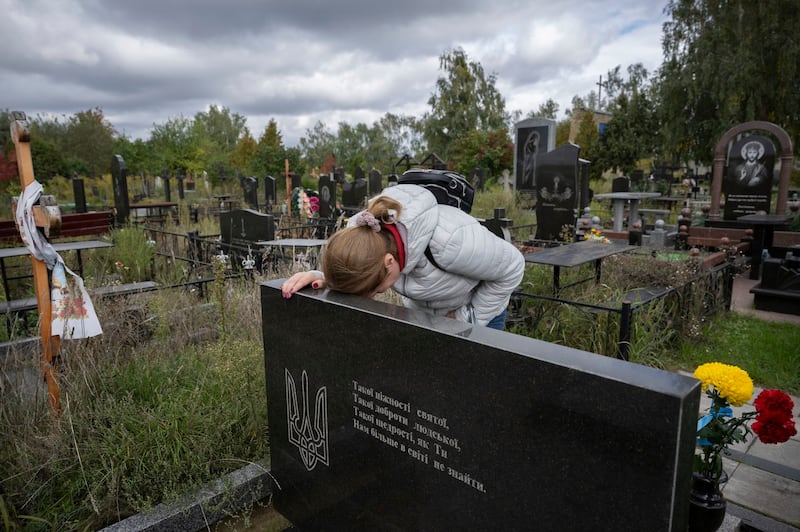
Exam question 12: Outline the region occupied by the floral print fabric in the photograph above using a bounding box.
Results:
[15,181,102,339]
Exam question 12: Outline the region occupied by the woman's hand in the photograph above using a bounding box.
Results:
[281,271,325,298]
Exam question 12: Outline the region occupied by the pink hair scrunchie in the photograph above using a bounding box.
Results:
[355,211,381,232]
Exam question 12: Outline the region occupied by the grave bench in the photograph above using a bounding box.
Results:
[0,211,114,243]
[686,226,751,252]
[0,281,159,336]
[773,230,800,247]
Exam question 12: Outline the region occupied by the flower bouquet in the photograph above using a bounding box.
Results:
[584,227,610,243]
[694,362,796,483]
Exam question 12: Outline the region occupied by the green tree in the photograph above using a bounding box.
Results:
[555,119,571,147]
[193,105,247,179]
[573,110,602,180]
[422,48,509,164]
[335,122,369,174]
[300,121,336,171]
[595,64,660,175]
[150,115,203,179]
[527,99,560,120]
[230,127,258,176]
[450,127,513,179]
[63,108,117,177]
[254,119,286,177]
[375,113,425,168]
[113,136,154,177]
[659,0,800,164]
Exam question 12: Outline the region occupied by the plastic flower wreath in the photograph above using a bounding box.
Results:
[694,362,796,483]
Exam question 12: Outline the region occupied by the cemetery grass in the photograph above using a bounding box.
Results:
[511,253,799,395]
[0,236,270,530]
[670,312,800,394]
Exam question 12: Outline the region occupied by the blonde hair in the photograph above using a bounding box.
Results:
[322,195,403,296]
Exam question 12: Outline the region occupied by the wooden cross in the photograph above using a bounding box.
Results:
[10,111,63,414]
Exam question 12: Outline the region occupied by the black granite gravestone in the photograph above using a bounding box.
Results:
[535,144,579,241]
[220,209,275,246]
[514,118,556,191]
[72,177,87,213]
[163,172,171,203]
[341,176,368,211]
[354,166,365,182]
[290,173,302,191]
[369,168,383,196]
[111,154,129,225]
[612,176,630,193]
[261,281,699,531]
[317,175,336,219]
[480,208,512,241]
[264,175,277,209]
[723,135,775,220]
[240,176,259,209]
[177,174,185,200]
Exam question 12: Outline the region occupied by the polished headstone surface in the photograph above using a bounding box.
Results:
[534,144,579,241]
[220,208,275,244]
[722,135,775,220]
[261,281,699,531]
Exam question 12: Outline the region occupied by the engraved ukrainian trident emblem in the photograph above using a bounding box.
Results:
[286,369,329,471]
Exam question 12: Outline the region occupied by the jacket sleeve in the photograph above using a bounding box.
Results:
[437,223,525,326]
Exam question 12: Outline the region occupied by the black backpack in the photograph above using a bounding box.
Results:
[396,168,477,269]
[397,169,474,214]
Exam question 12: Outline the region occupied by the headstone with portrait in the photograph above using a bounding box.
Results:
[514,118,556,191]
[534,144,580,241]
[723,136,775,220]
[317,174,337,219]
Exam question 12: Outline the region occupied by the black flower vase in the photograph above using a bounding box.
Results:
[688,473,726,532]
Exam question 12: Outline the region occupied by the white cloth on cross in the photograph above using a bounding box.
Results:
[15,181,102,339]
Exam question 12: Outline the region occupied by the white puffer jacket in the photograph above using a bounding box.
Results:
[348,185,525,326]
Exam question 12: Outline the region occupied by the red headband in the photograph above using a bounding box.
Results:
[380,223,405,272]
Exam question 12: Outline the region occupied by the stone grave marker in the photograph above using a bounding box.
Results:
[220,208,275,247]
[240,176,259,209]
[612,176,630,193]
[318,174,337,219]
[111,154,129,225]
[354,165,365,182]
[261,281,699,530]
[341,175,368,212]
[514,117,556,191]
[469,167,485,191]
[72,176,87,213]
[480,208,512,241]
[368,168,383,196]
[163,172,171,203]
[723,135,775,219]
[534,144,579,241]
[264,175,277,209]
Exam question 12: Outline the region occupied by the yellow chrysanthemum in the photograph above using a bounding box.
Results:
[694,362,754,406]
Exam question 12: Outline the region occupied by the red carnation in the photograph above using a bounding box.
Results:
[753,418,797,444]
[754,389,794,417]
[752,389,796,444]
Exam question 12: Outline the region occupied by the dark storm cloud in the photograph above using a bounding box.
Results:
[1,0,668,144]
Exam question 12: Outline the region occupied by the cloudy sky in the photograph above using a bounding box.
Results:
[2,0,669,147]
